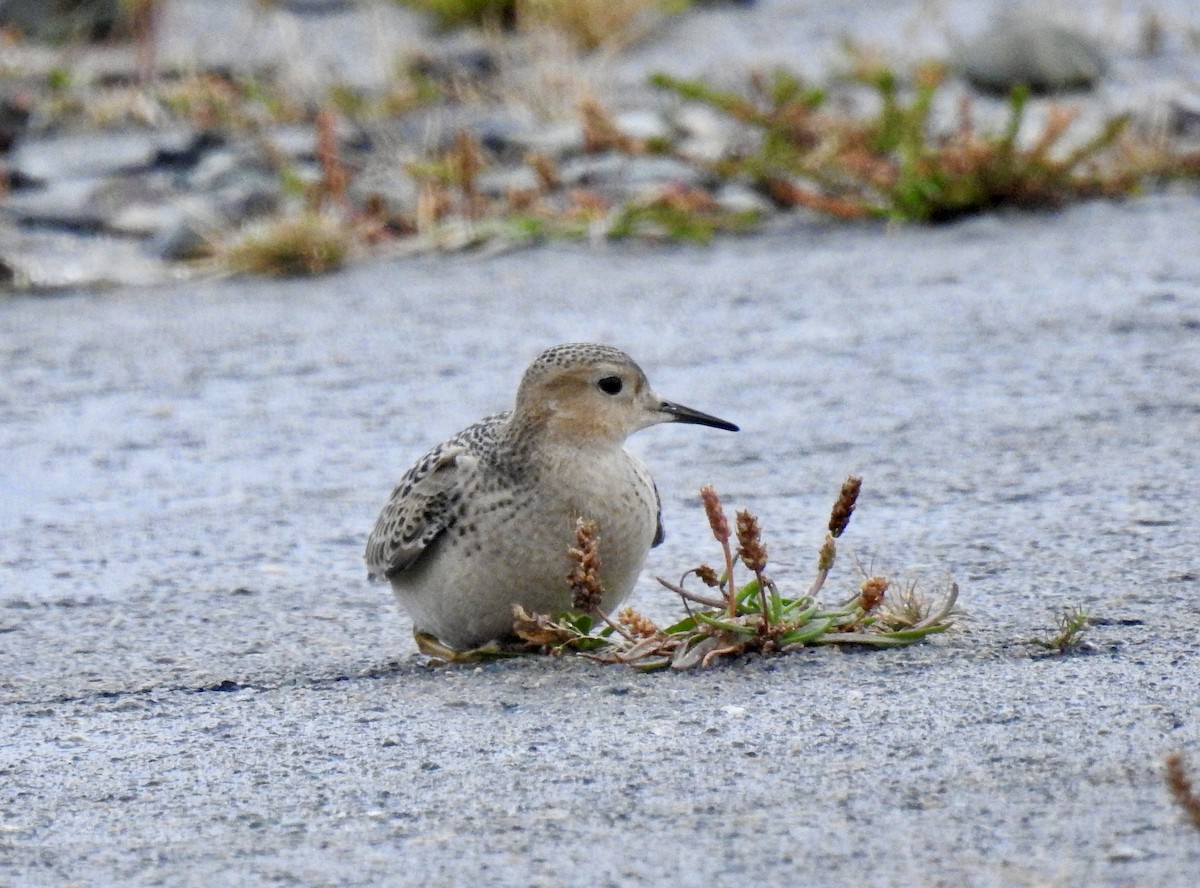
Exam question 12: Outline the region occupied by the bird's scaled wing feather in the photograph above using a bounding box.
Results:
[651,480,665,548]
[365,445,474,581]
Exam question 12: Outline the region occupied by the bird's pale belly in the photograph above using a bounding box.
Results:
[391,480,657,649]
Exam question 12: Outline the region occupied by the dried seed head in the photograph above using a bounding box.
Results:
[695,564,721,587]
[828,476,862,538]
[567,517,604,612]
[817,534,836,571]
[526,151,560,192]
[735,509,768,573]
[859,576,889,612]
[617,607,659,638]
[700,485,730,542]
[1166,752,1200,831]
[579,95,639,154]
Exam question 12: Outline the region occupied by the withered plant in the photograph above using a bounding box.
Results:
[1165,752,1200,833]
[500,476,959,671]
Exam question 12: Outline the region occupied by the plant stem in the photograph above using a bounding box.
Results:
[655,576,728,609]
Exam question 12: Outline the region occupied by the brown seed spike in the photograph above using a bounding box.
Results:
[817,534,836,572]
[700,485,730,542]
[828,476,862,538]
[695,564,720,587]
[735,509,768,573]
[567,518,604,612]
[859,576,889,613]
[1166,752,1200,831]
[617,607,659,638]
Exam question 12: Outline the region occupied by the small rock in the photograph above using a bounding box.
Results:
[10,129,197,184]
[503,121,586,160]
[558,153,702,190]
[0,92,33,154]
[408,47,498,90]
[956,9,1108,95]
[279,0,357,13]
[153,220,210,262]
[671,104,744,162]
[476,166,541,197]
[153,131,225,171]
[2,179,108,231]
[212,182,281,224]
[0,227,171,292]
[1168,95,1200,138]
[90,174,186,235]
[263,121,362,162]
[613,110,671,143]
[348,162,421,223]
[713,182,773,215]
[0,0,123,42]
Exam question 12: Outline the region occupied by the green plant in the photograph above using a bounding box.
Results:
[398,0,689,48]
[421,477,958,669]
[651,59,1182,223]
[607,186,761,243]
[217,212,351,277]
[1028,605,1092,654]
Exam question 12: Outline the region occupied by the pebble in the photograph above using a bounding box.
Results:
[10,129,197,183]
[955,9,1108,95]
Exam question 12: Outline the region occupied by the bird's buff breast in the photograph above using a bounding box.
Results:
[391,448,658,648]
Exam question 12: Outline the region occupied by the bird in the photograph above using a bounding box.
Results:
[364,343,739,654]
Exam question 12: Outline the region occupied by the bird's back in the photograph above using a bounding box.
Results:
[364,412,510,582]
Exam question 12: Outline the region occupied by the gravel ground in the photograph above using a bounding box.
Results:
[2,191,1199,885]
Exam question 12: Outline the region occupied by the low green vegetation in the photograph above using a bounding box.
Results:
[1028,605,1092,654]
[419,477,960,670]
[398,0,690,49]
[215,212,351,277]
[650,61,1184,223]
[5,9,1200,276]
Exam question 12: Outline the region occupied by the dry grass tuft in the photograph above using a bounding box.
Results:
[651,62,1200,223]
[1165,752,1200,832]
[497,477,958,670]
[398,0,688,49]
[519,0,687,50]
[217,212,350,277]
[1028,605,1092,654]
[567,517,604,612]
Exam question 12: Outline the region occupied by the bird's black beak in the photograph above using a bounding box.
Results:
[659,400,739,432]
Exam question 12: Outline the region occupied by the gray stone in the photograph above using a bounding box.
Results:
[613,109,671,143]
[186,147,264,190]
[503,121,586,159]
[0,0,122,42]
[212,182,281,224]
[671,104,743,162]
[10,129,196,184]
[713,182,773,215]
[1,179,107,230]
[955,9,1108,95]
[347,162,421,222]
[558,153,703,190]
[152,214,218,261]
[262,120,360,162]
[91,174,183,236]
[0,225,169,291]
[475,165,541,197]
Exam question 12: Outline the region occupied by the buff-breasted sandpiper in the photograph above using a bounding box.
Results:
[364,343,738,652]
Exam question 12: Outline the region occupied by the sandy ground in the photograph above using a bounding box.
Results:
[4,0,1200,883]
[2,191,1199,885]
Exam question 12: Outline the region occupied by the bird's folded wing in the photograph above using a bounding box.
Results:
[365,445,473,581]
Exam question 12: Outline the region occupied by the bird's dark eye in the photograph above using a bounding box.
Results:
[597,376,623,395]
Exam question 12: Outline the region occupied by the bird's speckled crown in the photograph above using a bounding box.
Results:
[521,343,641,383]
